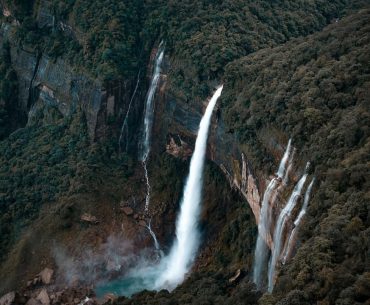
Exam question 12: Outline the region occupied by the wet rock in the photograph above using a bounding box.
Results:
[80,213,99,224]
[0,292,15,305]
[39,268,54,285]
[121,207,133,216]
[36,290,50,305]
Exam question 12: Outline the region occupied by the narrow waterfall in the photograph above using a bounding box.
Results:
[146,220,160,251]
[267,166,309,292]
[118,70,141,153]
[277,139,292,178]
[252,139,293,289]
[155,86,223,290]
[138,42,165,212]
[139,42,165,162]
[282,178,315,263]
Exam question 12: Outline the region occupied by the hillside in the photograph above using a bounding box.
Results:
[0,1,369,305]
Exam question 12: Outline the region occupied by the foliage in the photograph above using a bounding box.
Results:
[221,9,370,304]
[0,110,134,263]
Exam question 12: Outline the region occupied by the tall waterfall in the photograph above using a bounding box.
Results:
[155,86,223,290]
[252,139,293,289]
[139,42,165,162]
[282,177,315,264]
[96,86,223,297]
[267,165,309,292]
[138,42,165,212]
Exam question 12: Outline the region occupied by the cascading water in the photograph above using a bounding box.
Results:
[267,165,309,292]
[139,42,165,212]
[118,70,141,153]
[96,86,223,297]
[252,139,293,289]
[155,85,223,290]
[146,219,161,253]
[139,42,165,162]
[281,178,315,264]
[277,139,292,179]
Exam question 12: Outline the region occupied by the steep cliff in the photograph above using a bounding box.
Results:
[0,1,369,305]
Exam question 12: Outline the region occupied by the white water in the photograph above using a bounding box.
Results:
[143,161,151,212]
[155,86,223,290]
[139,42,164,213]
[96,86,223,296]
[146,220,160,251]
[139,42,164,162]
[281,177,315,263]
[277,139,292,178]
[267,166,309,292]
[252,139,293,289]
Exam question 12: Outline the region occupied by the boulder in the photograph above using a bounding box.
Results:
[121,207,134,216]
[0,292,15,305]
[138,220,147,227]
[80,213,99,224]
[39,268,54,285]
[36,290,50,305]
[26,299,42,305]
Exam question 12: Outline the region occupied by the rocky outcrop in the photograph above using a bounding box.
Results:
[0,292,15,305]
[0,19,144,142]
[166,135,192,160]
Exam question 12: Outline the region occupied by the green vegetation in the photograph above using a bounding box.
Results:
[0,109,134,263]
[221,9,370,304]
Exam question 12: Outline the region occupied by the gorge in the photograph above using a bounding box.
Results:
[0,1,369,305]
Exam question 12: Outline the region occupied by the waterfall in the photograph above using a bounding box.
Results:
[277,139,292,178]
[155,86,223,290]
[282,178,315,263]
[139,41,165,162]
[267,165,309,292]
[252,139,293,289]
[118,70,141,153]
[138,42,164,212]
[95,86,223,297]
[146,219,164,260]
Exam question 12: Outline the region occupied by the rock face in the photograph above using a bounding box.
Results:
[0,24,143,143]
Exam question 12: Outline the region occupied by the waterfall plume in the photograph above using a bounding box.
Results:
[155,85,223,290]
